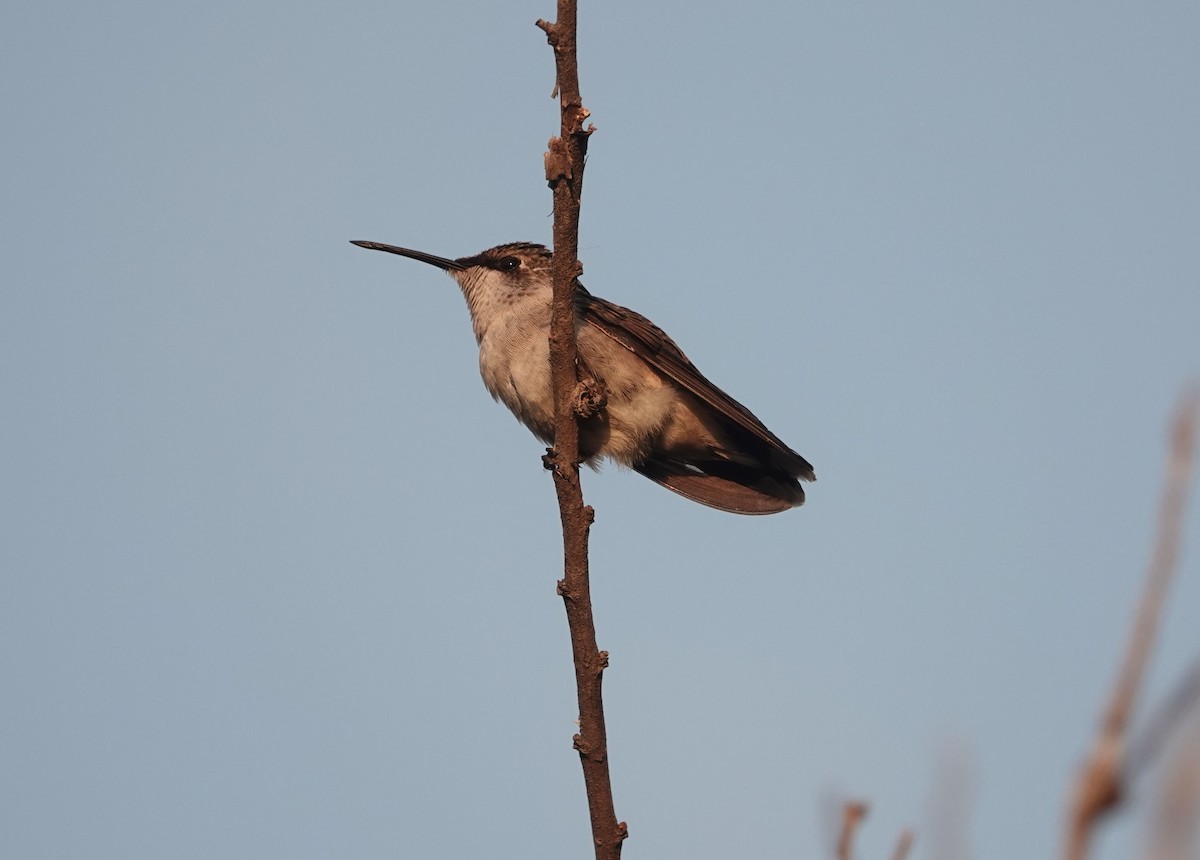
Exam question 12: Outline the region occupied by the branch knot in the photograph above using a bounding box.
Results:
[544,136,573,186]
[534,18,558,44]
[574,377,607,418]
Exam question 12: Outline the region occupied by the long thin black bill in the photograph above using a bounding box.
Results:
[350,240,464,271]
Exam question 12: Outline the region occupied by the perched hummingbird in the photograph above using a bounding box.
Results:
[351,240,815,514]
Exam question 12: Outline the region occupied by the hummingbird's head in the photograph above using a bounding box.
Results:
[351,240,555,342]
[455,242,553,276]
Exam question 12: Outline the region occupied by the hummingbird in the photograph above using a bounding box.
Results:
[351,240,815,514]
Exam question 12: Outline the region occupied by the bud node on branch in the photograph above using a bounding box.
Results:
[574,378,607,418]
[544,137,573,184]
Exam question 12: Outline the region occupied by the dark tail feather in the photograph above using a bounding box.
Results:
[634,458,806,515]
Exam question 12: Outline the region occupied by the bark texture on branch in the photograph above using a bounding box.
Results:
[536,4,625,858]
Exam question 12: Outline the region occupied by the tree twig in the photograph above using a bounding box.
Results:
[535,5,623,859]
[1145,721,1200,860]
[836,801,868,860]
[890,829,916,860]
[1064,385,1199,860]
[1127,657,1200,781]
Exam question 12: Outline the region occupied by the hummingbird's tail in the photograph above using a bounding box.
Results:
[633,457,807,515]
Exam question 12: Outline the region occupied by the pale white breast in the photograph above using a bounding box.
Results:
[474,296,556,442]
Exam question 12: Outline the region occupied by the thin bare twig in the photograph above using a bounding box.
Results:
[1145,721,1200,860]
[1127,657,1200,779]
[1064,386,1199,860]
[836,801,868,860]
[890,829,916,860]
[535,4,623,859]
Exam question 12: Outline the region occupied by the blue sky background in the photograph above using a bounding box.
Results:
[2,2,1198,858]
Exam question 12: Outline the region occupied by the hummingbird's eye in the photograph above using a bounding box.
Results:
[497,256,521,271]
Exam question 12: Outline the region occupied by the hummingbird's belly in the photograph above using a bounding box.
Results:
[476,321,712,466]
[477,322,557,443]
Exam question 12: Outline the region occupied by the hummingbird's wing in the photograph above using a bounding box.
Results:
[576,285,816,495]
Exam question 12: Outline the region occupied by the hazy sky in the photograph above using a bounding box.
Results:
[2,2,1198,858]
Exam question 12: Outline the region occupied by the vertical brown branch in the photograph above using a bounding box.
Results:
[1064,386,1199,860]
[535,4,625,859]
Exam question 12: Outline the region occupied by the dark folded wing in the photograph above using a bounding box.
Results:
[576,285,815,481]
[633,459,803,514]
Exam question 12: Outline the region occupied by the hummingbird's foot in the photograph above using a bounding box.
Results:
[543,446,589,474]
